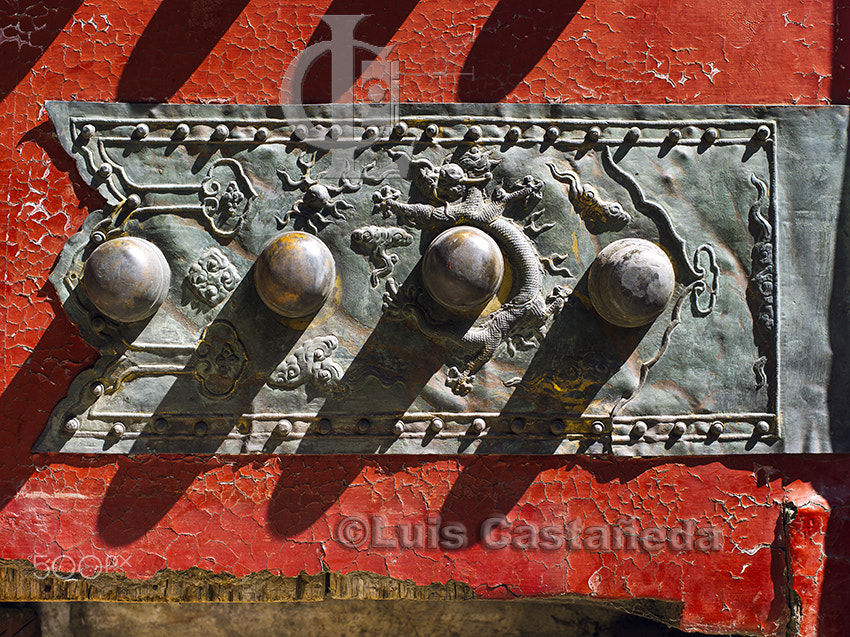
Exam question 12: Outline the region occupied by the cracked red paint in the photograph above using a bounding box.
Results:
[0,0,847,635]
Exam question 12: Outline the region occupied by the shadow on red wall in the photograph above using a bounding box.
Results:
[115,0,251,102]
[3,0,850,631]
[456,0,585,102]
[0,0,84,102]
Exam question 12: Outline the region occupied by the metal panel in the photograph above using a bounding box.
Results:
[33,103,849,455]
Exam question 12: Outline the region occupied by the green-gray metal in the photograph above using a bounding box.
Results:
[34,102,849,455]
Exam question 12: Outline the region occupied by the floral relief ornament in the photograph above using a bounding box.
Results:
[186,247,241,306]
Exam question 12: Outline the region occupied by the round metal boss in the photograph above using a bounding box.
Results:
[82,237,171,322]
[422,226,505,313]
[588,238,675,328]
[254,231,336,318]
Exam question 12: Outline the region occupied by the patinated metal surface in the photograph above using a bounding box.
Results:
[34,103,848,455]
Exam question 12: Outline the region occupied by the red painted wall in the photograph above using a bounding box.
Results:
[0,1,846,634]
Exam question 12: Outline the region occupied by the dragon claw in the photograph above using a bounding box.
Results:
[520,175,542,190]
[372,186,402,218]
[445,367,474,395]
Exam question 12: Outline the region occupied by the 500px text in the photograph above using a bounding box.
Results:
[31,554,131,580]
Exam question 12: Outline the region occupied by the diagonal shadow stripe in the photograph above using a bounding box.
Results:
[116,0,250,102]
[457,0,585,102]
[0,0,84,102]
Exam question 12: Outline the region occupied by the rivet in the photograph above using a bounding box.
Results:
[90,382,105,397]
[624,127,641,143]
[154,418,168,434]
[709,420,724,436]
[393,121,408,137]
[585,126,602,143]
[174,123,190,139]
[755,420,771,435]
[505,126,521,142]
[510,418,525,435]
[466,125,482,141]
[671,421,687,436]
[631,421,648,437]
[356,418,371,434]
[591,420,605,435]
[255,127,270,142]
[393,420,405,435]
[110,422,126,437]
[472,417,486,433]
[424,123,439,138]
[194,421,208,436]
[667,128,682,144]
[97,164,113,178]
[292,124,308,140]
[545,126,560,141]
[126,194,141,210]
[328,124,343,140]
[363,126,379,139]
[702,127,719,144]
[756,125,771,141]
[132,123,149,139]
[64,418,81,433]
[317,418,332,435]
[79,124,96,140]
[430,417,445,433]
[91,316,106,331]
[277,419,293,435]
[550,419,566,435]
[90,231,106,245]
[212,124,230,140]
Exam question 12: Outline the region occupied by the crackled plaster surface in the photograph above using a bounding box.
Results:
[0,1,847,635]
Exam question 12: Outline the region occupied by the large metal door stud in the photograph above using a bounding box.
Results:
[422,226,505,313]
[82,237,171,322]
[588,238,675,328]
[254,231,336,318]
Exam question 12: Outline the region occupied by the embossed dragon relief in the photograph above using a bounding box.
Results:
[367,146,573,396]
[38,104,780,454]
[218,141,734,416]
[345,143,726,410]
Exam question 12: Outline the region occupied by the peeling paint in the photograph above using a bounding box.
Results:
[0,0,847,635]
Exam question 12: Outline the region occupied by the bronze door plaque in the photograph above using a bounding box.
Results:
[35,103,847,455]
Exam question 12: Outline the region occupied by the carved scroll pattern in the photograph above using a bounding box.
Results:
[186,247,240,306]
[267,336,344,395]
[747,174,775,391]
